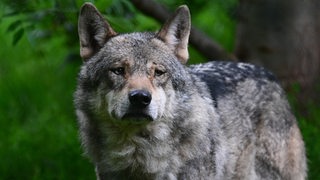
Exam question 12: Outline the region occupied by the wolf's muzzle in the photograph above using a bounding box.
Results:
[128,90,152,108]
[121,90,154,121]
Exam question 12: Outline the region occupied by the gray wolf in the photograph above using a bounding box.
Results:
[74,3,306,180]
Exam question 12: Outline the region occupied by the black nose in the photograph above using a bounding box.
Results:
[128,90,152,108]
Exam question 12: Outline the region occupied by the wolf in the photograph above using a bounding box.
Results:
[74,3,306,180]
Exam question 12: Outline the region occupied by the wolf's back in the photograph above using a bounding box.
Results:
[190,61,276,102]
[190,61,307,179]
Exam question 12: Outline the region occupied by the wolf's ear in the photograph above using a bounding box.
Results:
[156,5,191,64]
[78,3,117,60]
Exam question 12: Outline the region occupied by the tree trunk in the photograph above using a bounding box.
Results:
[235,0,320,95]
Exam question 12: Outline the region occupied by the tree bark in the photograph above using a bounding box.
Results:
[235,0,320,93]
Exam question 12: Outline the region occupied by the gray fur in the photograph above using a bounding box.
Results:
[75,3,307,180]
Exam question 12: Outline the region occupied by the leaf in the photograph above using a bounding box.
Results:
[7,20,22,32]
[12,28,24,46]
[3,11,20,18]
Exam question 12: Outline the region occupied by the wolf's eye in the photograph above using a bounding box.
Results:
[154,69,166,77]
[110,67,125,75]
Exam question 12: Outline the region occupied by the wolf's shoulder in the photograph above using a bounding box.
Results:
[189,61,277,100]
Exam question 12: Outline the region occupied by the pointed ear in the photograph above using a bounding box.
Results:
[156,5,191,64]
[78,3,117,60]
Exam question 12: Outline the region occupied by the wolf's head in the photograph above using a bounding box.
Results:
[76,3,192,123]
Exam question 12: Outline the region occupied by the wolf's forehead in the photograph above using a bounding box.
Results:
[109,33,155,46]
[104,33,170,60]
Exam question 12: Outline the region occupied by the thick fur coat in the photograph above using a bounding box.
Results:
[74,3,306,180]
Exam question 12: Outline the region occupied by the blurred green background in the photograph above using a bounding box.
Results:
[0,0,319,179]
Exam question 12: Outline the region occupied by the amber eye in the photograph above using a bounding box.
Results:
[110,67,125,75]
[154,69,166,77]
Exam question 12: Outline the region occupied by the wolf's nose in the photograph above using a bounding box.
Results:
[128,90,152,108]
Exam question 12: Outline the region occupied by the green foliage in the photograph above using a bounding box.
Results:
[0,15,95,179]
[0,0,319,179]
[0,0,237,63]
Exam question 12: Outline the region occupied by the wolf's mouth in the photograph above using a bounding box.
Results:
[122,113,154,122]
